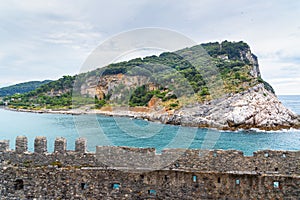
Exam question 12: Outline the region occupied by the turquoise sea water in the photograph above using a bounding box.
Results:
[0,95,299,155]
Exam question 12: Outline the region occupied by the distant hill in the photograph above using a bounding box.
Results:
[0,80,52,96]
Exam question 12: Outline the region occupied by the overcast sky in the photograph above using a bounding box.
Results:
[0,0,299,94]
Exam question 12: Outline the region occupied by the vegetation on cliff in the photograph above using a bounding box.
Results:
[3,41,274,110]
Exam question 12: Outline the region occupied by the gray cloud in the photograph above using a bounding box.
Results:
[0,0,299,94]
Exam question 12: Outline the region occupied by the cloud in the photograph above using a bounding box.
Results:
[0,51,4,61]
[270,79,300,95]
[40,20,102,51]
[0,0,299,94]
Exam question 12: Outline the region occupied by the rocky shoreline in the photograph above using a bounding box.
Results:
[3,84,300,131]
[166,83,300,131]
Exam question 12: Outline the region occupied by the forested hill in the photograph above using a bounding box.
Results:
[3,41,274,110]
[0,80,52,97]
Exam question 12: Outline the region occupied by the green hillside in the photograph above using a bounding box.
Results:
[3,41,274,110]
[0,80,52,97]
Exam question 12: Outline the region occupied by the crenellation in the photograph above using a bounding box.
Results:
[54,137,66,153]
[0,136,299,199]
[75,137,87,153]
[0,139,9,152]
[34,136,47,154]
[15,136,28,154]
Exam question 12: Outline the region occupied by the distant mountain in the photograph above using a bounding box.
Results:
[0,80,52,96]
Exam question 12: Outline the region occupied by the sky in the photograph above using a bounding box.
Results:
[0,0,299,94]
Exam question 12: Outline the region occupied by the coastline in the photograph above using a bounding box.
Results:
[2,84,300,132]
[3,106,90,115]
[3,106,152,116]
[3,103,300,132]
[2,106,157,120]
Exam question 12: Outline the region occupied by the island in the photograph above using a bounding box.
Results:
[2,41,300,131]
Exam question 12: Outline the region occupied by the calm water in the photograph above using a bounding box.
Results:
[0,95,299,155]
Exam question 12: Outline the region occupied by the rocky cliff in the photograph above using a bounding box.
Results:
[159,83,300,130]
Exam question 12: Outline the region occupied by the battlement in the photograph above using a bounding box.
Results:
[0,136,299,199]
[0,136,299,175]
[1,136,299,158]
[0,136,86,154]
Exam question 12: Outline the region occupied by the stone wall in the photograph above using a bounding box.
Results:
[0,136,299,199]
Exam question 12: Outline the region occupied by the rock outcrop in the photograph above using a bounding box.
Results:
[163,83,300,130]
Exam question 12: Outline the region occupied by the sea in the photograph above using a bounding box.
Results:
[0,95,299,156]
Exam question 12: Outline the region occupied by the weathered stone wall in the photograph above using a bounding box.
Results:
[0,136,299,199]
[1,167,299,200]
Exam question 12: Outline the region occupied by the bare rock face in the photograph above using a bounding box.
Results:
[223,84,299,130]
[161,84,300,130]
[78,74,149,100]
[246,51,261,78]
